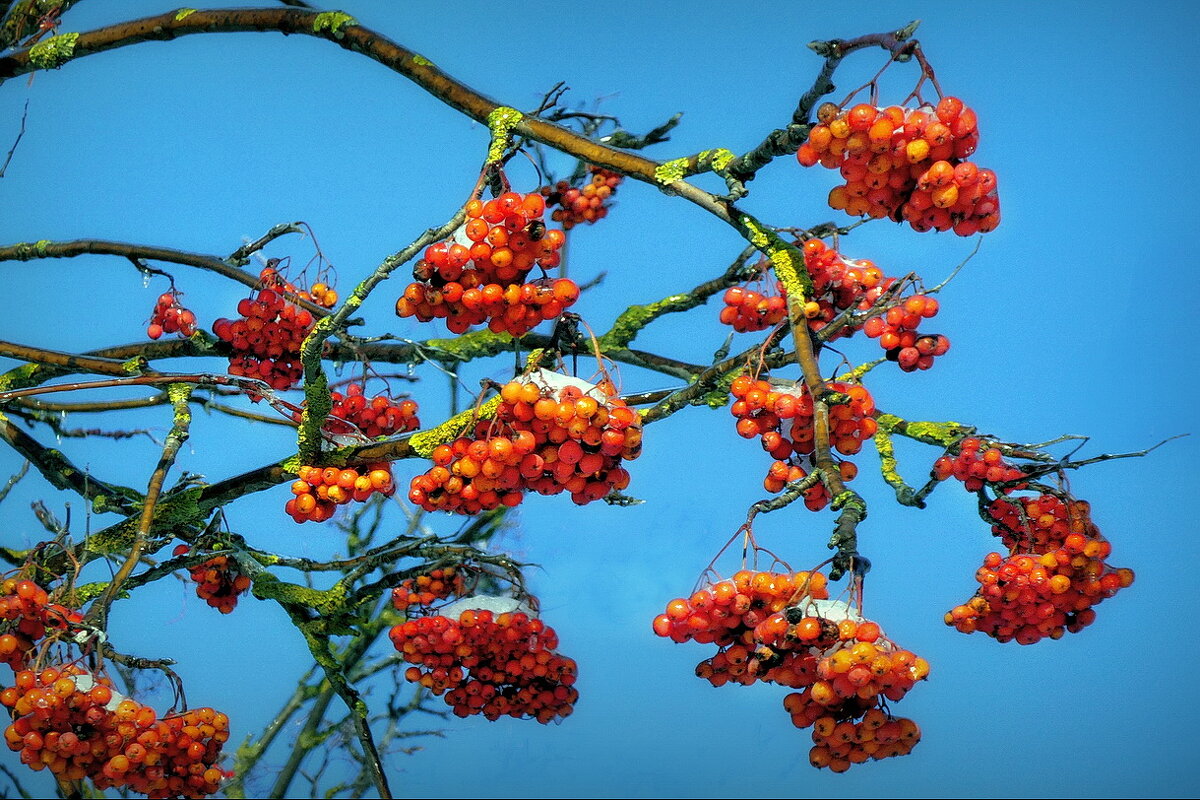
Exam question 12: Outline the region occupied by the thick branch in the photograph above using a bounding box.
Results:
[0,8,730,220]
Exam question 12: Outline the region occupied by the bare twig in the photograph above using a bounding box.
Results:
[0,96,28,177]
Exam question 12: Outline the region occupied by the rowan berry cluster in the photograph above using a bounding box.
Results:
[286,463,396,523]
[797,97,1000,235]
[652,569,829,651]
[541,166,622,229]
[798,239,879,341]
[654,572,926,770]
[392,567,466,609]
[390,595,578,723]
[861,294,949,371]
[0,578,80,672]
[730,374,873,510]
[946,494,1134,644]
[146,291,198,340]
[290,384,420,439]
[307,281,338,308]
[719,280,788,332]
[212,265,321,391]
[173,547,251,614]
[1,664,229,797]
[932,437,1026,492]
[800,707,921,771]
[408,372,639,515]
[797,240,951,370]
[396,192,577,336]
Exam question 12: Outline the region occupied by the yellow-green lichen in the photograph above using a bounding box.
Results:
[599,294,690,350]
[411,54,434,67]
[654,157,688,185]
[312,11,356,38]
[875,413,972,447]
[700,148,735,173]
[251,571,348,615]
[121,356,147,375]
[424,329,513,362]
[28,32,79,70]
[71,582,113,605]
[486,106,523,163]
[409,396,502,458]
[0,362,45,392]
[174,8,196,21]
[739,215,811,300]
[166,383,192,424]
[831,490,863,511]
[873,431,902,487]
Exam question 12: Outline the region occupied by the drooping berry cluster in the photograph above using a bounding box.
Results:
[291,384,420,439]
[0,578,80,672]
[286,463,396,524]
[542,166,622,229]
[797,98,1000,235]
[730,374,873,510]
[395,192,577,336]
[390,595,578,723]
[797,240,951,370]
[800,707,922,772]
[719,279,788,333]
[932,437,1027,492]
[307,281,338,308]
[174,547,251,614]
[653,572,926,771]
[146,291,198,340]
[946,494,1134,644]
[2,664,229,797]
[408,371,639,515]
[652,569,829,652]
[861,294,949,371]
[212,265,320,391]
[392,567,466,609]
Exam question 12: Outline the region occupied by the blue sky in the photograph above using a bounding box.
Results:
[1,1,1198,797]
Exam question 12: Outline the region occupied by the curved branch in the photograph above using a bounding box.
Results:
[0,8,730,220]
[0,238,329,318]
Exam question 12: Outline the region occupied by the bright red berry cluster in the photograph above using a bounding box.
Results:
[392,567,466,609]
[861,294,949,371]
[146,291,197,340]
[396,192,577,336]
[653,571,926,771]
[932,437,1027,492]
[389,595,578,724]
[212,265,321,391]
[946,494,1134,644]
[798,239,882,341]
[652,569,828,652]
[408,373,639,515]
[797,240,951,370]
[291,384,420,439]
[0,578,80,672]
[719,280,788,332]
[542,166,622,229]
[730,374,873,510]
[286,463,396,523]
[174,547,251,614]
[797,98,1000,235]
[1,664,229,797]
